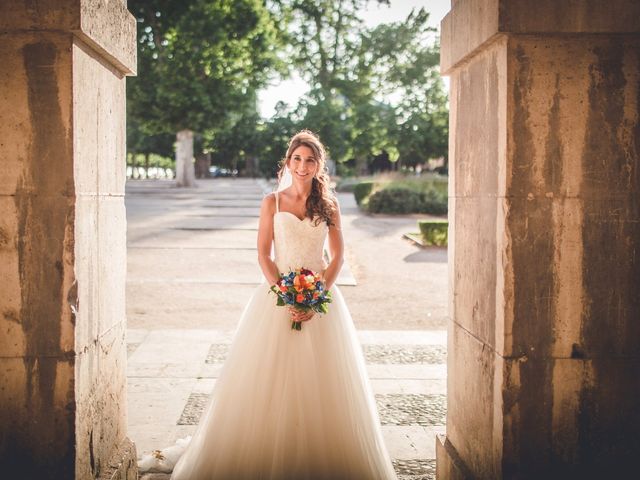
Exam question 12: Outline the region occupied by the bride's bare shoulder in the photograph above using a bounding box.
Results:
[260,192,277,212]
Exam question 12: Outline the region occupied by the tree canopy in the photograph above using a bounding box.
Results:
[127,0,285,146]
[127,0,449,177]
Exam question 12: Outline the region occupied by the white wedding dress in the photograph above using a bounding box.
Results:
[157,191,397,479]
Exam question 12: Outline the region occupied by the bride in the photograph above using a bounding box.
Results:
[144,129,397,479]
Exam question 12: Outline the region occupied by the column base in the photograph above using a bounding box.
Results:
[436,434,474,480]
[99,437,138,480]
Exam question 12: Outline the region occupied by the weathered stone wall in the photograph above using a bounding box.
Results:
[438,1,640,478]
[503,34,640,478]
[0,30,77,479]
[72,35,131,479]
[0,1,136,478]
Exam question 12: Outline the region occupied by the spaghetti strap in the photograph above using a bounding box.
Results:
[275,190,279,213]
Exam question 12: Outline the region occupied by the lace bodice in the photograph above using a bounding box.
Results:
[273,191,328,275]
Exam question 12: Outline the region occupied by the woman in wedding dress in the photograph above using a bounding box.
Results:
[164,129,397,479]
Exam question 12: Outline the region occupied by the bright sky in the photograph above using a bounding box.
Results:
[257,0,452,119]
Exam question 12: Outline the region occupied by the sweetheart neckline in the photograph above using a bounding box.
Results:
[274,211,327,229]
[275,211,310,222]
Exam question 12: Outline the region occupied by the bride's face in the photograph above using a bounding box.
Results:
[288,145,319,184]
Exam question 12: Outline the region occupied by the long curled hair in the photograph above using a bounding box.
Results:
[277,129,336,227]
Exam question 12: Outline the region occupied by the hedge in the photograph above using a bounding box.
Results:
[367,188,424,214]
[419,220,448,246]
[364,186,448,215]
[353,181,375,205]
[420,188,448,215]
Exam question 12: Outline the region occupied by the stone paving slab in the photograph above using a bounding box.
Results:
[128,228,259,249]
[370,378,447,396]
[129,341,212,365]
[128,248,357,286]
[125,178,265,194]
[175,392,445,427]
[126,283,260,330]
[128,247,263,283]
[126,193,264,203]
[203,343,446,364]
[184,207,261,216]
[128,328,447,346]
[366,364,447,381]
[128,359,447,381]
[387,426,446,459]
[127,206,262,219]
[127,197,264,208]
[167,216,260,230]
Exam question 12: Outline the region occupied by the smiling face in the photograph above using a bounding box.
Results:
[287,145,319,184]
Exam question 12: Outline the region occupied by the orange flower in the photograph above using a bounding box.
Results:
[294,274,311,291]
[296,293,304,303]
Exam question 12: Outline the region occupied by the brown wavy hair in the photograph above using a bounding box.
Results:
[277,129,336,227]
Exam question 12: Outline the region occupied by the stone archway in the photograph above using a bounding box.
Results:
[437,1,640,478]
[2,0,639,479]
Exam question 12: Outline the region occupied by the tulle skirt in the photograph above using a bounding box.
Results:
[169,281,397,480]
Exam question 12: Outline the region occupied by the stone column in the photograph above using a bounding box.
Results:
[437,1,640,478]
[0,1,137,478]
[176,129,196,187]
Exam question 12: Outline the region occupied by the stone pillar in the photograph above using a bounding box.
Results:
[0,1,137,478]
[437,1,640,478]
[176,129,196,187]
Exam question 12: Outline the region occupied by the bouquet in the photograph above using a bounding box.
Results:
[269,267,332,331]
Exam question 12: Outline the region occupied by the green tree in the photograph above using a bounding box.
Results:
[166,1,449,178]
[266,1,447,174]
[373,9,449,168]
[127,0,285,184]
[256,101,300,177]
[271,0,390,165]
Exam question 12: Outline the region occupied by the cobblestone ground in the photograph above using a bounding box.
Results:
[126,178,448,480]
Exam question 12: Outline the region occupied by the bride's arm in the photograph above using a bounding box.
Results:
[322,197,345,290]
[257,193,280,285]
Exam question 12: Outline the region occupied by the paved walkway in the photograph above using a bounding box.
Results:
[125,178,447,480]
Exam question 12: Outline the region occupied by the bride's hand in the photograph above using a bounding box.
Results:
[319,268,326,282]
[288,307,314,322]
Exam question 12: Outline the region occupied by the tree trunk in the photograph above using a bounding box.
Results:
[175,129,196,187]
[132,153,139,179]
[355,155,368,176]
[144,152,150,179]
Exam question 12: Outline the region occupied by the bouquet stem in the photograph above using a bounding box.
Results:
[291,320,302,331]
